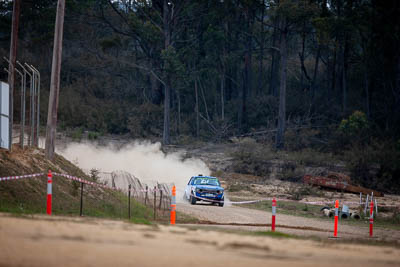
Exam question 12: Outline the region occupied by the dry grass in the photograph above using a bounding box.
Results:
[0,145,158,224]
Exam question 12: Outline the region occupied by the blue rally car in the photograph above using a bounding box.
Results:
[184,175,224,207]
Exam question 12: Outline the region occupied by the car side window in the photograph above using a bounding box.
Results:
[188,177,194,185]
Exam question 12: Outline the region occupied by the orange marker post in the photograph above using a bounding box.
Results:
[271,198,276,232]
[333,200,339,237]
[369,200,374,237]
[47,170,52,215]
[170,185,176,225]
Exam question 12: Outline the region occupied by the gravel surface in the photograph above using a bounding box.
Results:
[1,213,400,267]
[177,201,400,241]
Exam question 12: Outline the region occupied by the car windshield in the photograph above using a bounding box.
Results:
[193,177,220,186]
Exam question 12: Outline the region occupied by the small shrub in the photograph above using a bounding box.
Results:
[71,128,84,141]
[228,183,251,192]
[278,162,304,182]
[337,111,370,148]
[127,103,163,138]
[230,140,273,177]
[90,168,100,182]
[288,148,335,167]
[287,184,324,200]
[339,111,369,136]
[391,209,400,225]
[285,128,322,151]
[88,131,99,140]
[344,143,375,187]
[70,181,80,197]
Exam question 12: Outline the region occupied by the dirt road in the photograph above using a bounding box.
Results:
[1,213,399,267]
[177,201,400,241]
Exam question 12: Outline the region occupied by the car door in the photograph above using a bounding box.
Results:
[184,177,194,200]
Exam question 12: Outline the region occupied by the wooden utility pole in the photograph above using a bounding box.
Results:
[7,0,21,152]
[45,0,65,160]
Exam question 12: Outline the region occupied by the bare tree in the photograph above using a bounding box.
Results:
[45,0,65,160]
[7,0,21,152]
[275,17,287,149]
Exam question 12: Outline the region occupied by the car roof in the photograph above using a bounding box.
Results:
[191,175,218,179]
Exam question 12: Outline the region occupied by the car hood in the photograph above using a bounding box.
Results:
[193,185,224,191]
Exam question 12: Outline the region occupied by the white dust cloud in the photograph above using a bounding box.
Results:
[56,141,210,198]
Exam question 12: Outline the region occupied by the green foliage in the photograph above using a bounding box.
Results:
[71,128,84,141]
[100,36,122,51]
[278,162,304,182]
[88,131,100,140]
[344,143,374,187]
[68,180,79,197]
[286,148,336,167]
[285,128,324,151]
[374,142,400,193]
[339,111,369,137]
[90,168,100,182]
[1,0,399,158]
[344,140,400,194]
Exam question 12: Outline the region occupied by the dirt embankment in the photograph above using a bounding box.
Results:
[0,146,124,216]
[1,213,399,267]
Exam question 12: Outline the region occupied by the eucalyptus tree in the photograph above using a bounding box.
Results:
[97,0,192,144]
[268,0,317,149]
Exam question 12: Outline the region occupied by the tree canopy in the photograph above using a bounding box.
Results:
[0,0,399,145]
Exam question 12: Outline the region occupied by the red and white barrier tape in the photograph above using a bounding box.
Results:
[53,172,113,189]
[0,172,166,194]
[189,194,400,208]
[137,188,163,193]
[53,173,165,193]
[0,173,44,182]
[189,192,331,205]
[0,173,398,208]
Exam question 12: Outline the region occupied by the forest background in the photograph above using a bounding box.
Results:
[0,0,399,193]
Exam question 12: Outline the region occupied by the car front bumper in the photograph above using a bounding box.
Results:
[194,192,224,201]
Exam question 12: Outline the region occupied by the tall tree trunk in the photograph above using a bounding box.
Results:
[45,0,65,160]
[162,0,171,145]
[299,24,311,90]
[177,89,181,136]
[199,79,210,121]
[342,36,348,114]
[238,65,248,133]
[258,0,265,94]
[270,16,280,97]
[331,42,337,97]
[195,79,199,137]
[7,0,21,151]
[364,71,370,119]
[276,25,287,150]
[221,73,225,121]
[246,10,253,98]
[150,60,161,104]
[163,81,171,145]
[238,6,251,133]
[311,45,320,104]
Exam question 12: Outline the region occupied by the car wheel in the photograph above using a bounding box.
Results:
[190,194,197,205]
[218,197,224,207]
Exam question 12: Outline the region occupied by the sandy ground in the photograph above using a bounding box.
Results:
[1,213,399,267]
[177,201,400,242]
